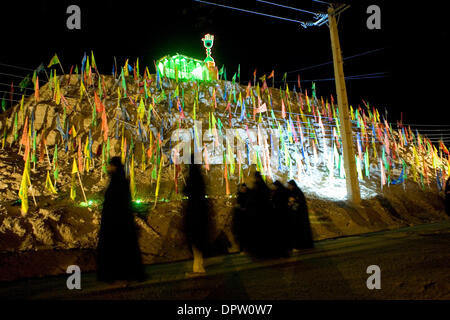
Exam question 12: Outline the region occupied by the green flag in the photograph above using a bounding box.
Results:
[48,53,60,68]
[32,70,37,85]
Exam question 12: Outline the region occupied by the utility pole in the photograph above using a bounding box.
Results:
[328,4,361,205]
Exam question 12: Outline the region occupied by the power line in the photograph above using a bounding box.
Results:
[0,90,32,97]
[0,72,32,80]
[0,62,36,72]
[285,48,385,75]
[311,0,330,5]
[392,123,450,127]
[255,0,317,15]
[193,0,306,24]
[270,72,388,83]
[0,82,34,91]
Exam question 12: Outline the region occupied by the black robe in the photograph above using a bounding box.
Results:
[183,164,210,254]
[245,173,273,257]
[271,181,293,256]
[288,181,314,249]
[232,185,250,252]
[97,169,144,282]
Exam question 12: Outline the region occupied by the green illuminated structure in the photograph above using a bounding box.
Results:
[156,34,218,81]
[156,54,213,81]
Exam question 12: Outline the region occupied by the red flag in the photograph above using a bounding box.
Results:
[297,74,301,90]
[94,91,103,113]
[246,81,251,98]
[39,135,46,163]
[23,132,30,162]
[281,98,286,118]
[34,76,40,102]
[101,108,108,142]
[262,79,268,91]
[440,141,449,155]
[212,89,217,109]
[67,65,74,85]
[267,70,274,79]
[78,137,83,173]
[21,117,29,146]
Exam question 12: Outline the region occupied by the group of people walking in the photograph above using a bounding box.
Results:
[232,172,314,258]
[95,157,313,282]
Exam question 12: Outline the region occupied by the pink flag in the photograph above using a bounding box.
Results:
[255,103,267,114]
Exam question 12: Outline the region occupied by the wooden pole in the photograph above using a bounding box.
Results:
[77,171,88,203]
[328,5,361,205]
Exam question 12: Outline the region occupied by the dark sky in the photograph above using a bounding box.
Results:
[1,0,449,124]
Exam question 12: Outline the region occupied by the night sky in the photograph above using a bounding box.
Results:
[1,0,449,124]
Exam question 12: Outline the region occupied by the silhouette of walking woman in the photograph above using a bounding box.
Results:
[184,158,209,274]
[97,157,145,284]
[287,180,314,249]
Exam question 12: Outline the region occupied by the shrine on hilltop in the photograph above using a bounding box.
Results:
[156,34,218,81]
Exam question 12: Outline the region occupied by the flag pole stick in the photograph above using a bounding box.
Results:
[77,171,88,203]
[29,185,37,207]
[58,61,65,75]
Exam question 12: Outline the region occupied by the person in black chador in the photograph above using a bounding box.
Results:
[232,183,250,252]
[271,180,293,257]
[183,157,210,273]
[445,177,450,217]
[97,157,145,283]
[245,171,273,257]
[287,180,314,249]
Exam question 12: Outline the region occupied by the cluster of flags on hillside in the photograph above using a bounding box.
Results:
[4,52,449,214]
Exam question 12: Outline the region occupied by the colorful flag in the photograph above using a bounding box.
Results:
[45,171,57,194]
[47,53,60,68]
[34,76,39,102]
[18,157,30,214]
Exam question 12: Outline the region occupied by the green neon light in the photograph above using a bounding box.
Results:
[202,34,215,64]
[79,199,97,207]
[157,54,211,81]
[156,34,217,81]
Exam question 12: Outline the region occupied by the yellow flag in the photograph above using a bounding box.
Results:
[84,136,90,171]
[121,135,125,164]
[20,95,24,113]
[130,155,136,200]
[124,59,129,77]
[18,157,30,214]
[80,81,86,101]
[154,154,163,204]
[55,80,61,105]
[72,157,79,174]
[138,98,145,120]
[70,174,76,201]
[19,175,28,214]
[45,171,57,194]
